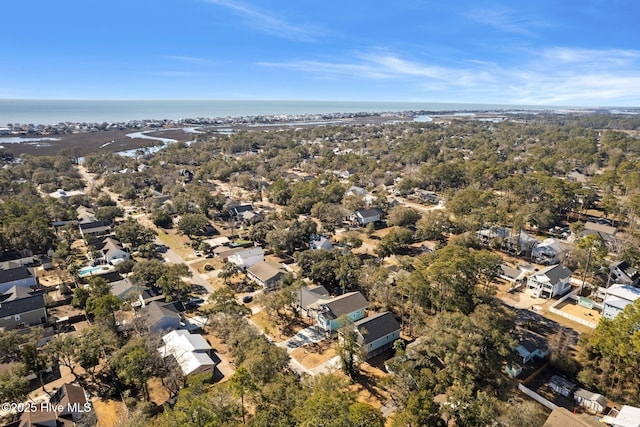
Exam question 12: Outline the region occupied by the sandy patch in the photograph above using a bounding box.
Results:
[93,399,128,427]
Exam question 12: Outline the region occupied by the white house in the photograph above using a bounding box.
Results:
[96,237,130,265]
[609,260,640,286]
[601,405,640,427]
[526,264,572,299]
[350,208,384,227]
[227,247,264,270]
[158,330,216,377]
[310,235,333,250]
[602,284,640,320]
[573,388,607,413]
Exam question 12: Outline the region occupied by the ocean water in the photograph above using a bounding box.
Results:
[0,99,556,126]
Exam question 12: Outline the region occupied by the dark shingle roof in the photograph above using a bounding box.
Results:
[319,291,368,320]
[356,208,384,218]
[0,265,34,283]
[354,312,401,345]
[0,286,45,317]
[535,264,572,284]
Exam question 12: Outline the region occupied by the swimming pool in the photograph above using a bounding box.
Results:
[79,266,109,276]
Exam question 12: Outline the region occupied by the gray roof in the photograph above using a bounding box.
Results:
[110,278,147,299]
[0,286,45,317]
[0,265,34,283]
[297,285,329,309]
[354,312,401,345]
[144,300,184,327]
[247,261,286,283]
[535,264,572,284]
[355,208,384,219]
[513,327,548,353]
[574,388,606,405]
[316,291,369,320]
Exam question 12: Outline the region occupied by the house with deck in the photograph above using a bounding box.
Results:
[312,291,369,333]
[526,264,572,299]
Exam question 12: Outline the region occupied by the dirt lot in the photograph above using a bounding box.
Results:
[93,399,128,427]
[290,340,337,369]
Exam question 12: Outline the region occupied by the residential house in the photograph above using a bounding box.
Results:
[79,219,111,240]
[110,278,148,301]
[411,189,440,204]
[0,249,34,270]
[476,226,510,246]
[0,285,47,330]
[158,330,216,377]
[526,264,573,299]
[567,169,588,183]
[246,261,287,288]
[18,383,92,427]
[294,285,330,318]
[227,247,264,270]
[312,291,369,333]
[582,222,618,251]
[93,237,130,265]
[532,238,563,265]
[48,188,86,203]
[229,204,254,219]
[573,388,607,413]
[141,300,185,333]
[138,288,166,307]
[549,375,576,397]
[499,263,526,285]
[350,208,384,227]
[214,246,248,261]
[350,311,401,358]
[602,284,640,320]
[344,186,376,205]
[310,235,333,250]
[0,266,38,294]
[609,260,639,286]
[513,328,549,364]
[601,405,640,427]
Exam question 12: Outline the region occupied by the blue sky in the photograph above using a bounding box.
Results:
[2,0,640,106]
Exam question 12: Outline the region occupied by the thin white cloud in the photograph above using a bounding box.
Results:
[259,47,640,106]
[203,0,321,41]
[165,55,214,64]
[465,7,551,36]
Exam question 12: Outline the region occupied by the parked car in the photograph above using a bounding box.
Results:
[242,295,253,304]
[190,284,207,295]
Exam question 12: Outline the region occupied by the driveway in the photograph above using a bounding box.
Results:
[277,325,327,350]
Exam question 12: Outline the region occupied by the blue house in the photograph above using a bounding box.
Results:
[313,291,369,333]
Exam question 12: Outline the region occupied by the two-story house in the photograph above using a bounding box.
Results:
[312,291,369,334]
[526,264,572,299]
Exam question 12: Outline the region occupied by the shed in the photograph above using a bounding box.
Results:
[549,375,576,397]
[573,388,607,413]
